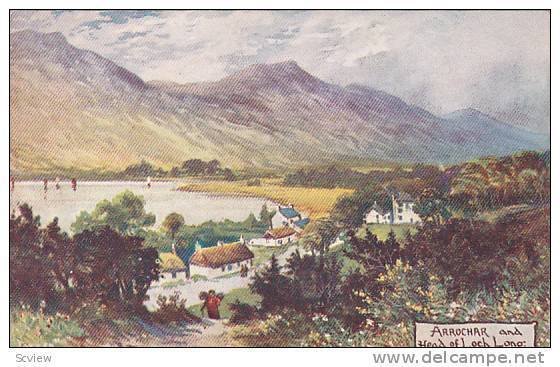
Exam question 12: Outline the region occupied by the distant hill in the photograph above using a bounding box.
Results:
[9,30,549,173]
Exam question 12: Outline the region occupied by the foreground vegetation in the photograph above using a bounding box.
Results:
[10,150,550,347]
[188,288,262,319]
[222,151,550,347]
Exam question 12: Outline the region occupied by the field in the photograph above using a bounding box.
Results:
[187,287,262,319]
[178,178,353,219]
[250,243,294,266]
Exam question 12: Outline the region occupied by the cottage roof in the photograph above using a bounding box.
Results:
[395,192,414,202]
[264,227,296,239]
[278,207,300,219]
[189,242,254,268]
[368,203,390,215]
[293,217,310,229]
[159,253,187,272]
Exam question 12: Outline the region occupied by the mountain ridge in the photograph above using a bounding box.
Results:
[9,30,549,172]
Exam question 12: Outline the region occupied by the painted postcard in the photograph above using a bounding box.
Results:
[9,10,550,347]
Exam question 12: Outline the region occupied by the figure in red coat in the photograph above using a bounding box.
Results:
[200,290,222,320]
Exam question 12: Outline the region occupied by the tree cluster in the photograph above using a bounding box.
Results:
[10,204,159,313]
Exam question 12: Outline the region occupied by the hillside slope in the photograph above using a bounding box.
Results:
[9,30,549,173]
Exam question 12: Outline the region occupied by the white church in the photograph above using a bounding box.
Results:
[364,192,422,225]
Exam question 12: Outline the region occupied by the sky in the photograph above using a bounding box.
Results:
[10,10,550,133]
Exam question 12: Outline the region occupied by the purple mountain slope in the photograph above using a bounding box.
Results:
[10,30,549,171]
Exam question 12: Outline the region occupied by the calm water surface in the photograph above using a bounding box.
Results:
[9,181,273,231]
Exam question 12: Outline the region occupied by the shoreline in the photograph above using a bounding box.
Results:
[177,179,353,219]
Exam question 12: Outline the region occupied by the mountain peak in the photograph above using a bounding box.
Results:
[219,60,325,93]
[446,107,494,121]
[230,60,309,79]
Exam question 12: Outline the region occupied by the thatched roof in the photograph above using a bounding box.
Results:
[159,253,187,272]
[189,242,254,268]
[264,227,296,239]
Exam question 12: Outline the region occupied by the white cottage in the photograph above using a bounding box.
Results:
[189,241,254,279]
[364,202,392,224]
[364,192,422,225]
[271,204,310,231]
[155,253,188,285]
[391,193,422,224]
[250,227,298,247]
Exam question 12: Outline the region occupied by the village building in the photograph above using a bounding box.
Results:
[156,252,188,284]
[189,240,255,278]
[364,192,422,225]
[392,192,422,224]
[250,227,298,246]
[271,204,310,231]
[363,201,392,224]
[292,217,310,233]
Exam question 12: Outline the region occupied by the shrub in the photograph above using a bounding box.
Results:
[357,261,549,346]
[190,274,208,282]
[151,292,199,324]
[228,300,259,324]
[10,307,84,347]
[404,219,520,294]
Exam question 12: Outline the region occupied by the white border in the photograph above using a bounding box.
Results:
[1,1,556,366]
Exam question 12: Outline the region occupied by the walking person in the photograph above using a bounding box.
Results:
[71,178,77,191]
[10,176,15,193]
[200,290,223,320]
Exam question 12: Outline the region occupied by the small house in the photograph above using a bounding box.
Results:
[271,204,311,232]
[255,227,298,246]
[364,192,422,225]
[189,241,255,278]
[292,217,310,232]
[364,201,392,224]
[271,204,302,228]
[157,253,188,284]
[391,193,421,224]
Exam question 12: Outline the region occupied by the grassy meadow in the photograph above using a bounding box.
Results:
[361,223,417,240]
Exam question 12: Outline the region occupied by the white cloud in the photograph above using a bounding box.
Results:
[9,10,550,133]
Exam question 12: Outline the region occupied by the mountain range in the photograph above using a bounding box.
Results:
[9,30,549,173]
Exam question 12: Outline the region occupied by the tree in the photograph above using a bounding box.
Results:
[161,213,185,240]
[223,168,236,181]
[71,190,156,236]
[344,229,402,278]
[414,188,451,225]
[10,204,51,308]
[249,254,293,312]
[73,227,159,309]
[259,204,274,228]
[242,213,259,229]
[305,218,340,259]
[123,160,156,177]
[42,217,77,303]
[330,184,389,229]
[403,219,519,294]
[206,159,221,175]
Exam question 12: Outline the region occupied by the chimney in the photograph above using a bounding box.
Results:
[289,203,294,209]
[171,242,177,255]
[217,240,224,247]
[277,205,282,211]
[194,240,202,251]
[239,234,245,244]
[374,200,377,206]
